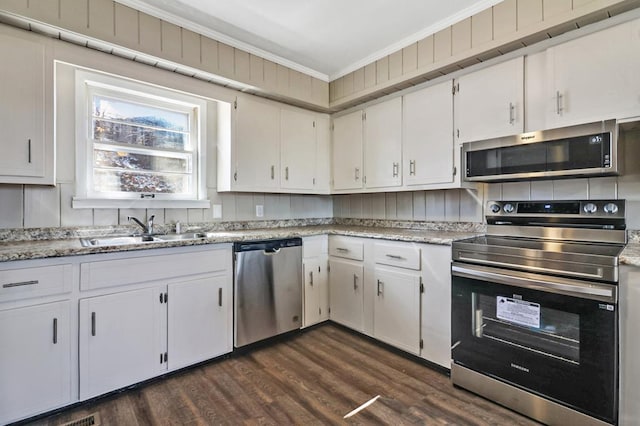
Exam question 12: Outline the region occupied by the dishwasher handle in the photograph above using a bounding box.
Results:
[263,248,281,255]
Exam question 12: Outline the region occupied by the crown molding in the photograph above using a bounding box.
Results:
[329,0,503,80]
[115,0,330,82]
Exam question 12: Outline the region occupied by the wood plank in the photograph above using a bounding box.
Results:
[31,324,539,426]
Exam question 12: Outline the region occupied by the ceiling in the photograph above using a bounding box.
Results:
[117,0,503,81]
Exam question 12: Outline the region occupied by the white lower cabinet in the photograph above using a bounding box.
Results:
[373,266,421,354]
[327,236,452,367]
[303,235,329,327]
[79,288,163,399]
[328,257,364,332]
[79,246,233,400]
[303,256,329,327]
[168,275,231,370]
[0,300,71,424]
[420,244,452,369]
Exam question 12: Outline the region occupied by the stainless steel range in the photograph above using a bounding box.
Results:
[451,199,626,426]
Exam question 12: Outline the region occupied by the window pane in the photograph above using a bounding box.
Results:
[93,169,190,194]
[94,149,189,173]
[93,119,188,150]
[93,95,188,131]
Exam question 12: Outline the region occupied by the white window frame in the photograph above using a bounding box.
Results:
[73,69,210,209]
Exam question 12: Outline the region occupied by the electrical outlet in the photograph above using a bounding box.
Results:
[256,205,264,217]
[212,204,222,219]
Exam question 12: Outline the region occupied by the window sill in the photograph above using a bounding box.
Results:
[72,198,211,209]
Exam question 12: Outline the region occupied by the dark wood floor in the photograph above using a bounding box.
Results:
[28,324,540,425]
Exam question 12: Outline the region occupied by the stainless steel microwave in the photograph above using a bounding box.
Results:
[462,120,619,182]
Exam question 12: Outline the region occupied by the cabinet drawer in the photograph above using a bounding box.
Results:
[0,264,73,302]
[303,235,328,258]
[329,237,363,260]
[81,248,230,291]
[374,242,421,270]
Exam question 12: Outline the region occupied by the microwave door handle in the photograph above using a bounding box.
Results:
[451,264,616,303]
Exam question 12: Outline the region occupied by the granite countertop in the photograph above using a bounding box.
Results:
[621,243,640,268]
[0,224,483,263]
[1,221,638,267]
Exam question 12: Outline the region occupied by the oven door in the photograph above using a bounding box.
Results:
[451,262,618,424]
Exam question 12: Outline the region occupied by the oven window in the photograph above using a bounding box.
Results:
[473,293,580,364]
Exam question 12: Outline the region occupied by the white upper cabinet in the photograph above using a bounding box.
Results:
[364,97,402,189]
[332,110,364,191]
[0,28,54,185]
[281,108,317,191]
[454,57,524,143]
[542,18,640,129]
[219,95,330,194]
[233,96,281,191]
[403,81,455,187]
[314,115,331,194]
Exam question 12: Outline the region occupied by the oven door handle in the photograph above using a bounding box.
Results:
[451,262,617,303]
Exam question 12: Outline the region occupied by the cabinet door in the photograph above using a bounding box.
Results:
[234,96,280,190]
[364,97,402,188]
[281,108,317,191]
[0,32,46,180]
[547,19,640,128]
[0,301,71,424]
[304,256,329,327]
[332,110,363,191]
[455,57,524,143]
[403,81,455,186]
[421,244,452,368]
[303,257,321,326]
[314,115,331,194]
[168,274,232,370]
[79,288,163,399]
[373,267,421,354]
[328,258,364,331]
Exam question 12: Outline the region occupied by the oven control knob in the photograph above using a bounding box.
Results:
[489,203,501,213]
[604,203,619,214]
[503,203,515,213]
[583,203,598,214]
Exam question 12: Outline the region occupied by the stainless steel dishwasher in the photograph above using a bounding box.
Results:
[233,238,302,347]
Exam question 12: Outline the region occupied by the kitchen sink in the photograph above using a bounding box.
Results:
[79,235,160,247]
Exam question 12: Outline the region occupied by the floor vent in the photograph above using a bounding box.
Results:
[60,413,100,426]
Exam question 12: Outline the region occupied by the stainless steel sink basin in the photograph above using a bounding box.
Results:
[153,232,207,241]
[79,235,159,247]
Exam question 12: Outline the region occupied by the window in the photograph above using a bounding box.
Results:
[73,69,210,208]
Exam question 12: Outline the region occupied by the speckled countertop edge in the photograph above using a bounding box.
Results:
[1,221,638,267]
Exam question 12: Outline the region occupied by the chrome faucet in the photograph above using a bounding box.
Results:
[128,215,155,235]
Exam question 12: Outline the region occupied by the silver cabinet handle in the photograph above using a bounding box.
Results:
[355,167,360,181]
[218,288,222,307]
[409,160,416,176]
[377,279,384,296]
[3,279,38,288]
[556,91,564,115]
[270,165,275,180]
[53,318,58,344]
[309,271,314,286]
[285,166,289,180]
[385,254,404,260]
[509,102,515,124]
[392,162,399,177]
[91,312,96,336]
[336,247,349,252]
[353,274,358,290]
[28,139,32,163]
